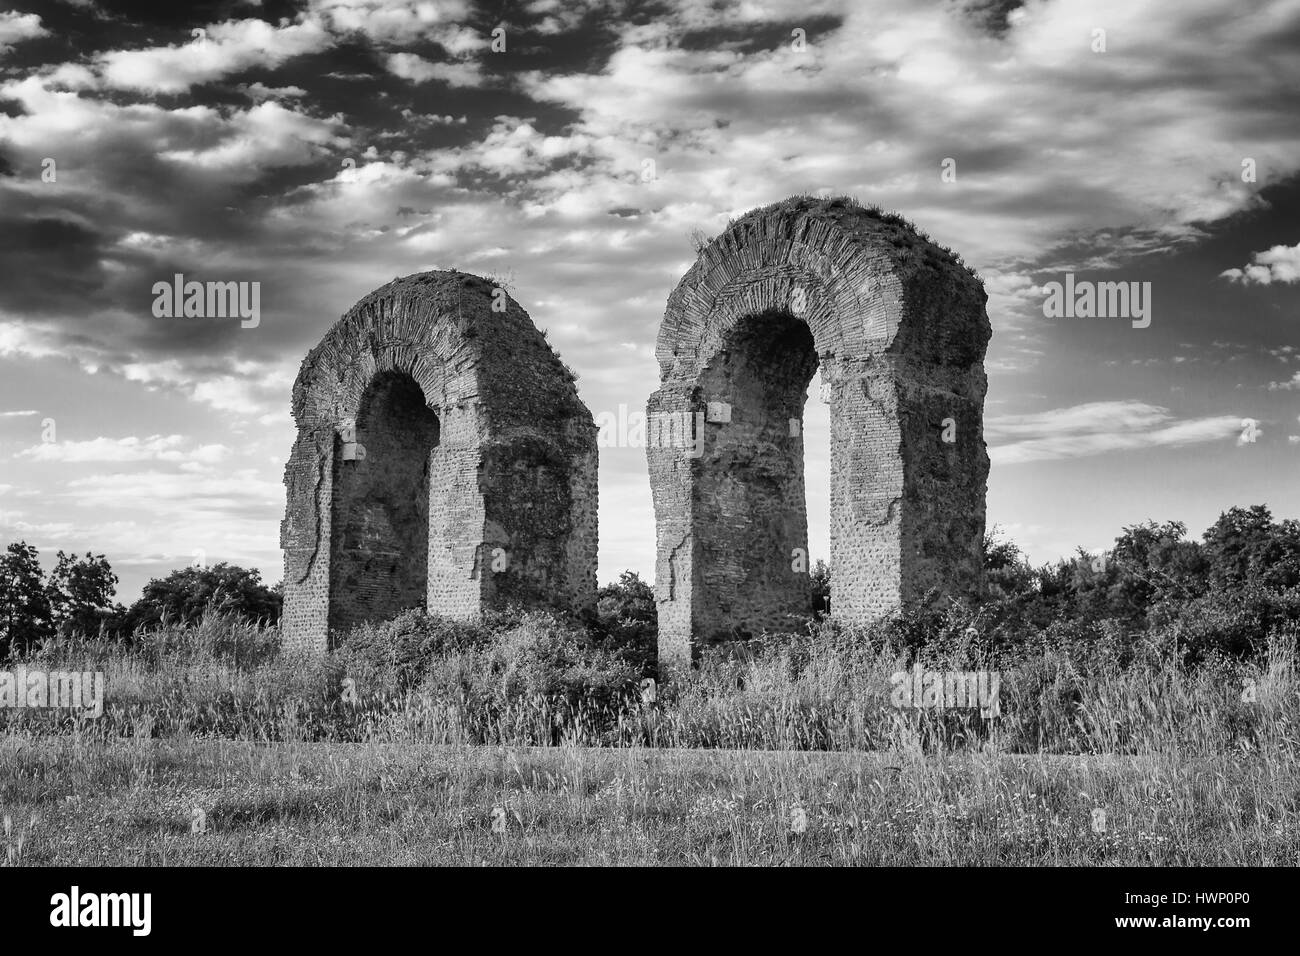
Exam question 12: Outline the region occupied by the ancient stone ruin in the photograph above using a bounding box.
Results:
[280,197,990,670]
[647,197,991,669]
[280,271,598,655]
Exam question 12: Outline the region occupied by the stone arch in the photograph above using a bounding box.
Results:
[647,196,991,668]
[281,271,597,654]
[327,369,439,633]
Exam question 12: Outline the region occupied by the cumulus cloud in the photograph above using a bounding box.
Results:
[0,11,49,52]
[425,117,592,175]
[987,401,1245,465]
[98,17,331,94]
[1220,242,1300,286]
[307,0,473,43]
[526,0,629,34]
[386,52,484,87]
[6,0,1300,428]
[117,359,297,417]
[158,101,348,172]
[506,0,1299,269]
[240,82,309,102]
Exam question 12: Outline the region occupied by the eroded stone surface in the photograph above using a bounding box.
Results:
[647,197,991,668]
[281,271,597,655]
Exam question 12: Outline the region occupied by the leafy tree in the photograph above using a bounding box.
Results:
[594,570,657,674]
[0,542,53,659]
[46,550,121,637]
[121,562,282,633]
[596,570,656,625]
[1087,520,1208,620]
[810,559,831,617]
[982,527,1038,601]
[1202,505,1300,591]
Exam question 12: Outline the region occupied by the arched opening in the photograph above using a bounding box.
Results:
[694,310,818,643]
[328,370,440,635]
[804,368,832,617]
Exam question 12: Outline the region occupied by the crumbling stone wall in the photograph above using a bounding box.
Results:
[281,271,597,655]
[647,197,991,669]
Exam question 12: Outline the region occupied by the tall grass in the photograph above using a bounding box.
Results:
[1,738,1295,865]
[3,610,1297,864]
[3,609,1296,758]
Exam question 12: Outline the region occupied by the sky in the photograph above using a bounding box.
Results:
[0,0,1298,605]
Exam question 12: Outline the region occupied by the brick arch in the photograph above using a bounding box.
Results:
[327,369,440,634]
[648,196,991,668]
[281,271,598,654]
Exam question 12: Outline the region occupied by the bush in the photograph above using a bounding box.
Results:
[334,608,493,693]
[593,571,657,675]
[1147,584,1300,663]
[332,607,641,739]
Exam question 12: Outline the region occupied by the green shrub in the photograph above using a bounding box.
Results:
[1148,584,1300,663]
[335,608,493,693]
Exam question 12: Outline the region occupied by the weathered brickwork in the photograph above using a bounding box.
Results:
[281,271,597,655]
[647,197,991,669]
[282,199,989,669]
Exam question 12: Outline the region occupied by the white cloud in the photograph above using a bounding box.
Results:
[15,435,230,464]
[1220,242,1300,286]
[433,24,488,56]
[0,75,348,189]
[241,82,309,102]
[527,0,626,34]
[0,12,49,53]
[501,0,1300,272]
[64,469,278,508]
[0,321,67,361]
[987,401,1244,465]
[99,17,331,94]
[386,52,484,88]
[425,117,591,176]
[307,0,473,44]
[159,101,348,173]
[118,358,297,418]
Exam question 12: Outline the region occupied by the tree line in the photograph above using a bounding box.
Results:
[0,543,281,660]
[2,503,1296,664]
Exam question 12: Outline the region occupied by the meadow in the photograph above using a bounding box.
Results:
[1,604,1297,865]
[4,737,1296,866]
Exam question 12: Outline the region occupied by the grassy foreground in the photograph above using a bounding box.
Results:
[1,736,1297,866]
[3,610,1298,865]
